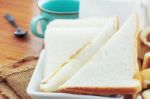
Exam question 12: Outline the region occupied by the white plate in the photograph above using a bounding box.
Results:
[27,50,124,99]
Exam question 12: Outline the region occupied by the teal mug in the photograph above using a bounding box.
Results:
[31,0,79,38]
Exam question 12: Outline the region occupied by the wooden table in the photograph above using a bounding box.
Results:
[0,0,43,66]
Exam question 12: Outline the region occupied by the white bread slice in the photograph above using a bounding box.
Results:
[58,14,142,95]
[40,17,119,92]
[46,17,114,28]
[142,90,150,99]
[44,17,118,80]
[44,28,100,79]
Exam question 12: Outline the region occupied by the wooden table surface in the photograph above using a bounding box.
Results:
[0,0,43,66]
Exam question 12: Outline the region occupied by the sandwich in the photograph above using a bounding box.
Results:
[44,28,100,79]
[40,17,119,92]
[43,17,118,79]
[57,14,142,95]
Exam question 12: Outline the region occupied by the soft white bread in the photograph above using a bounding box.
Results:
[58,14,142,95]
[46,17,117,28]
[44,17,118,79]
[44,28,100,79]
[40,17,119,92]
[142,52,150,69]
[140,68,150,89]
[142,89,150,99]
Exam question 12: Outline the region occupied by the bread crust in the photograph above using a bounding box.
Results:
[123,94,138,99]
[58,86,140,95]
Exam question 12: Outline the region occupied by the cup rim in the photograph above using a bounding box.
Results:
[37,0,79,15]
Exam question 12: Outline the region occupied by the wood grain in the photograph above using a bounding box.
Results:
[0,0,43,66]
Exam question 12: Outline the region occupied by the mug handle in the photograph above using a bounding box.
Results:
[30,14,49,38]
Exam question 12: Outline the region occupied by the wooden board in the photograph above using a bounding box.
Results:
[0,0,43,66]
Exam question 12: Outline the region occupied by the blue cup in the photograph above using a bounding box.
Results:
[30,0,79,38]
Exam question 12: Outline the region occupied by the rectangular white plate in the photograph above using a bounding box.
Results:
[27,50,124,99]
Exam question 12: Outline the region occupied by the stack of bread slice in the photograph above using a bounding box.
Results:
[41,14,142,96]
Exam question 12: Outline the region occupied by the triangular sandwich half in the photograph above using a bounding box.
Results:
[57,14,142,95]
[40,17,119,92]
